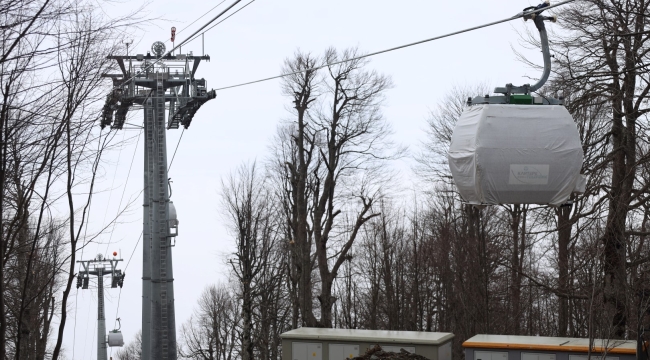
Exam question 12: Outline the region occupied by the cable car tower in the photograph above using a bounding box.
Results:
[101,38,215,360]
[77,254,125,360]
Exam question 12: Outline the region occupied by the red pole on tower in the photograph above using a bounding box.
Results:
[171,27,176,54]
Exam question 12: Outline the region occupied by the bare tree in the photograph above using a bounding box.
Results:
[115,331,142,360]
[180,284,240,360]
[1,0,143,358]
[0,0,72,356]
[221,162,282,360]
[275,47,396,328]
[550,0,650,338]
[272,51,321,328]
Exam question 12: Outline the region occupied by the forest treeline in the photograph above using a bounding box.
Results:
[156,1,649,359]
[1,0,649,360]
[0,0,143,358]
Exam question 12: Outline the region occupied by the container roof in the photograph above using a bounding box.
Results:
[281,328,454,345]
[463,335,638,355]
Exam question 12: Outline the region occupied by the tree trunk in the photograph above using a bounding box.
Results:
[242,281,253,360]
[283,61,319,327]
[0,98,6,360]
[318,275,335,328]
[603,82,632,338]
[557,205,571,336]
[509,205,524,335]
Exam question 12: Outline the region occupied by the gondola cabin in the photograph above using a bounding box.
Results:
[447,1,585,206]
[448,104,584,206]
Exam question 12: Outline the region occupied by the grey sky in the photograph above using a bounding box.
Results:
[65,0,549,357]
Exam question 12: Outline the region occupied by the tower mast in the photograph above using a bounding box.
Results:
[101,41,215,360]
[77,254,125,360]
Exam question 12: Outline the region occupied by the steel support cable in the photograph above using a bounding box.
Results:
[124,232,143,272]
[82,291,95,358]
[109,230,143,358]
[165,0,255,174]
[168,127,185,172]
[176,0,227,35]
[106,0,234,86]
[109,288,121,359]
[173,0,242,50]
[118,0,243,88]
[110,232,142,344]
[101,89,152,259]
[101,130,140,341]
[72,215,93,359]
[106,131,142,356]
[156,0,255,177]
[103,127,143,258]
[98,130,127,256]
[72,144,102,360]
[182,0,257,46]
[214,0,576,91]
[93,123,142,357]
[167,0,251,172]
[111,230,143,339]
[108,0,243,320]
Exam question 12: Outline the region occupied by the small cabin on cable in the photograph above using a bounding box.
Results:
[463,335,638,360]
[281,328,454,360]
[447,1,588,207]
[447,104,585,206]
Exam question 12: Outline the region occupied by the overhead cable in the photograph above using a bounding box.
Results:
[183,0,257,46]
[164,0,256,172]
[168,128,185,172]
[102,128,143,258]
[177,0,227,34]
[111,230,143,343]
[173,0,242,50]
[214,0,575,91]
[119,0,245,87]
[99,130,127,257]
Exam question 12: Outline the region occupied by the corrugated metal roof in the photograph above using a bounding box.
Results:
[281,328,454,345]
[463,335,637,355]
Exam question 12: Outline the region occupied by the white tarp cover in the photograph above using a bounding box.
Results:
[448,104,583,206]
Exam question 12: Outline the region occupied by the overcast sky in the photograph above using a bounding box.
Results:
[65,0,550,358]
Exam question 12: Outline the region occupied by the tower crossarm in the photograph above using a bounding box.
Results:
[107,54,210,62]
[169,88,216,129]
[100,53,215,130]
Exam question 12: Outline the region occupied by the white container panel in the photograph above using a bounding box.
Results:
[570,356,619,360]
[292,342,322,360]
[439,341,452,360]
[307,343,322,360]
[329,344,359,360]
[475,350,509,360]
[523,353,556,360]
[293,342,307,360]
